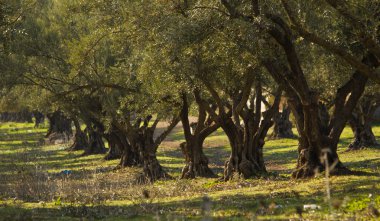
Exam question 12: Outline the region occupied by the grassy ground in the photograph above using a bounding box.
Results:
[0,122,379,220]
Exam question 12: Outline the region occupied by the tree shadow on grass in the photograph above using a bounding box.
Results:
[344,158,380,172]
[1,178,376,221]
[0,133,45,142]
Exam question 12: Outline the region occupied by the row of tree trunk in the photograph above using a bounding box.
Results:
[41,93,379,182]
[0,110,45,127]
[0,110,33,123]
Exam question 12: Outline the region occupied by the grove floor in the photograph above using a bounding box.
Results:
[0,122,379,220]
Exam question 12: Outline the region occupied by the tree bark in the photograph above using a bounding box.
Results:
[180,93,218,179]
[137,122,169,183]
[265,58,370,178]
[270,105,294,139]
[112,120,143,167]
[104,135,122,160]
[135,116,180,183]
[349,118,378,150]
[33,111,45,128]
[287,96,326,178]
[68,118,87,151]
[222,93,281,181]
[197,77,282,180]
[82,122,107,155]
[348,97,379,150]
[112,114,180,183]
[19,110,33,123]
[262,13,378,178]
[118,139,141,167]
[45,111,73,145]
[103,125,124,161]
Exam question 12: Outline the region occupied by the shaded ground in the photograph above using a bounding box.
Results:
[0,122,379,220]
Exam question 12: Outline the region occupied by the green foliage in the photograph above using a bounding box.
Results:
[0,0,379,218]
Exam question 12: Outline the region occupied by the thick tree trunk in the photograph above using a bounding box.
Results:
[33,111,45,128]
[289,98,355,178]
[136,117,170,183]
[270,106,294,139]
[0,112,7,122]
[45,111,73,145]
[82,124,107,155]
[113,115,179,183]
[103,126,124,161]
[260,17,373,178]
[222,116,269,180]
[180,93,217,179]
[0,112,10,122]
[288,98,325,178]
[221,87,282,181]
[19,110,33,123]
[118,141,141,167]
[68,118,87,151]
[348,99,379,150]
[104,135,123,160]
[180,137,215,179]
[195,68,281,181]
[349,120,378,150]
[139,141,169,184]
[111,121,143,168]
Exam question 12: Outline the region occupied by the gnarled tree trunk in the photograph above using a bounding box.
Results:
[270,105,294,139]
[118,141,141,167]
[135,116,180,183]
[221,87,282,180]
[112,120,143,167]
[349,118,378,150]
[104,135,122,160]
[45,111,72,145]
[286,97,327,178]
[113,114,180,183]
[265,51,372,178]
[137,122,169,183]
[348,96,379,150]
[197,73,282,180]
[68,118,88,151]
[19,110,33,123]
[219,0,377,178]
[103,125,124,161]
[33,111,45,128]
[82,122,107,155]
[180,93,219,179]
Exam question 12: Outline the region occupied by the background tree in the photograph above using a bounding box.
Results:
[218,0,373,178]
[269,99,294,139]
[348,85,380,150]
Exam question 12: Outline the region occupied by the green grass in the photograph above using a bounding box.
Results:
[0,122,379,220]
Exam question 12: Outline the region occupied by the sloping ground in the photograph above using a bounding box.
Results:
[0,122,379,220]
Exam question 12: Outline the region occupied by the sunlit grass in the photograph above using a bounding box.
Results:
[0,122,379,220]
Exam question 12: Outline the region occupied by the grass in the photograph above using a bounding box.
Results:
[0,122,379,220]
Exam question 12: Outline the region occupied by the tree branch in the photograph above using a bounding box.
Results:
[281,0,380,83]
